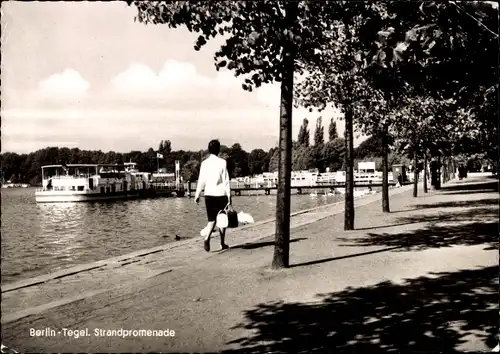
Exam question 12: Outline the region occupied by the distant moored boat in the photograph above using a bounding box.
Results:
[1,182,30,188]
[34,162,183,203]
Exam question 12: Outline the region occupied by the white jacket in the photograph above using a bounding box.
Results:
[195,154,231,199]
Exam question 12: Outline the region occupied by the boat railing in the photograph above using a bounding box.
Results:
[45,174,94,180]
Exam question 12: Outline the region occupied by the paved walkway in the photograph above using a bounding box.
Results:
[2,175,498,352]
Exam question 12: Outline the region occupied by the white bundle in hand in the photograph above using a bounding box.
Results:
[237,211,255,225]
[200,224,211,237]
[200,212,255,236]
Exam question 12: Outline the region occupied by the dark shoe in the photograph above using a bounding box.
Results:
[221,244,229,250]
[204,239,210,252]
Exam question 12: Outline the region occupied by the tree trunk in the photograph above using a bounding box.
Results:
[435,155,442,189]
[413,151,418,197]
[343,19,355,230]
[448,156,453,182]
[344,107,355,230]
[382,126,390,212]
[443,157,448,183]
[272,1,297,270]
[423,153,428,193]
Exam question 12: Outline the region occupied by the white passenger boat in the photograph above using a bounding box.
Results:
[35,163,153,203]
[35,162,185,203]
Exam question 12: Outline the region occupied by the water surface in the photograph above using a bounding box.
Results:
[1,187,343,283]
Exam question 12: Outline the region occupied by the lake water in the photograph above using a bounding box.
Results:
[1,187,344,284]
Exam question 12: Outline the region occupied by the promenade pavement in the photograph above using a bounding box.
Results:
[1,174,498,352]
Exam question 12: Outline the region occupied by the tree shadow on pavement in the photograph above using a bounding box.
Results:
[388,209,421,214]
[356,223,416,231]
[396,206,498,224]
[224,266,498,353]
[390,195,498,214]
[441,189,499,196]
[356,206,497,232]
[290,246,404,268]
[230,238,307,250]
[341,200,497,251]
[343,221,498,251]
[440,180,498,193]
[413,198,498,210]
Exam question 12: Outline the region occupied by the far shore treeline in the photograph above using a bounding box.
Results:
[1,123,413,186]
[1,129,487,186]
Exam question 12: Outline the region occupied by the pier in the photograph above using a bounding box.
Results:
[184,181,410,197]
[147,182,185,198]
[229,182,407,196]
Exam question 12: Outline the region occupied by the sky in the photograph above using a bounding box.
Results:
[1,1,364,154]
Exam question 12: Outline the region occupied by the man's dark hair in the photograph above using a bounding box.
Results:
[208,139,221,155]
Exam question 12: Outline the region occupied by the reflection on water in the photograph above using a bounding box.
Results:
[1,188,342,283]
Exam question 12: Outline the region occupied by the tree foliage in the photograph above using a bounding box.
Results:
[227,143,249,178]
[292,144,314,171]
[329,118,338,141]
[297,118,310,147]
[267,147,280,173]
[181,159,200,182]
[355,135,384,159]
[158,140,172,155]
[367,1,498,164]
[132,1,341,91]
[322,138,346,172]
[314,116,325,146]
[248,148,270,176]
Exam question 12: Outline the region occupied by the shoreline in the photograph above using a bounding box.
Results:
[1,185,409,292]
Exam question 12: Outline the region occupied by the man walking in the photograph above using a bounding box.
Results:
[195,139,232,252]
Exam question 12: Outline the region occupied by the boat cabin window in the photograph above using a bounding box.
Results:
[78,186,84,191]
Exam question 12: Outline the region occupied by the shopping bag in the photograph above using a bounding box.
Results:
[226,207,239,228]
